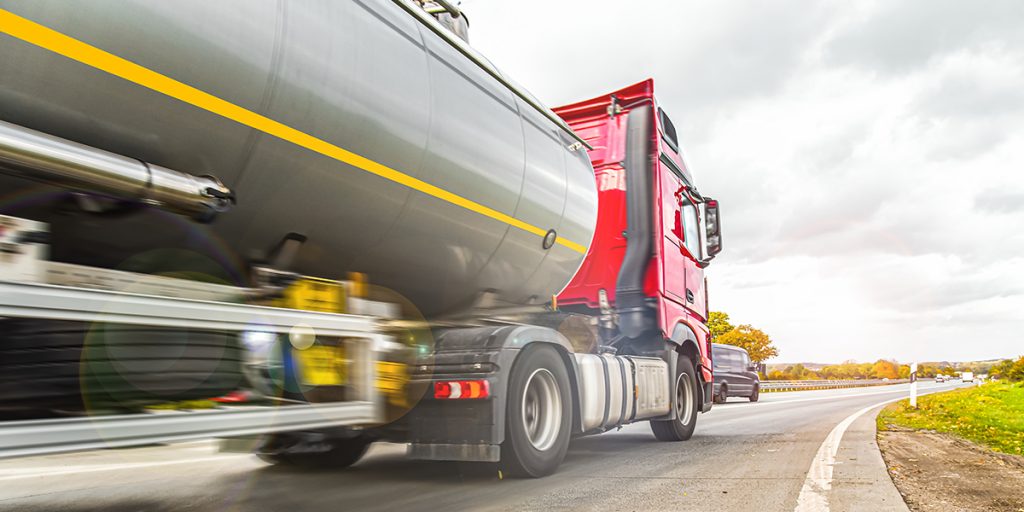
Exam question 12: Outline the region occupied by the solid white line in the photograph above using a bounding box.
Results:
[0,454,246,482]
[793,398,901,512]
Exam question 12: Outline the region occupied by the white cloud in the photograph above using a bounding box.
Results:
[463,0,1024,363]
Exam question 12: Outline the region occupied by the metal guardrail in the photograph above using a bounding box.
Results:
[760,379,911,392]
[0,402,378,460]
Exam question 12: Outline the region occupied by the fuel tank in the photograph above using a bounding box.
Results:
[0,0,598,315]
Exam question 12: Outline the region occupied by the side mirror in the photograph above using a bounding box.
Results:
[704,198,720,260]
[747,365,757,372]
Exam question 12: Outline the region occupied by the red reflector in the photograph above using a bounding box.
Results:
[434,380,489,400]
[209,390,251,403]
[434,381,453,399]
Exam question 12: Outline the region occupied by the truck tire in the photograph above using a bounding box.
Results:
[0,319,243,416]
[650,355,699,442]
[500,344,572,478]
[749,384,760,402]
[257,433,371,469]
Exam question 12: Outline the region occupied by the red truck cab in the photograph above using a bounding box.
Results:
[555,80,722,387]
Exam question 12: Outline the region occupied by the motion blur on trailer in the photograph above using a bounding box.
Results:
[0,0,721,477]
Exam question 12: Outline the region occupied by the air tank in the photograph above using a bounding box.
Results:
[0,0,598,316]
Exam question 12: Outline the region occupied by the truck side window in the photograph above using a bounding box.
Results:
[659,108,679,152]
[680,197,700,258]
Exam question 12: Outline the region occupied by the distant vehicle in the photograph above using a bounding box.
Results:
[935,375,946,382]
[962,372,975,383]
[712,344,760,403]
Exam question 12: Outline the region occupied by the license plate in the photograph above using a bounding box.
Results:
[296,345,347,386]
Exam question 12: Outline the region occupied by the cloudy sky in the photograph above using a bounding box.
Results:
[463,0,1024,363]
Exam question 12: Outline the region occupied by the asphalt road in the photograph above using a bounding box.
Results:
[0,381,967,512]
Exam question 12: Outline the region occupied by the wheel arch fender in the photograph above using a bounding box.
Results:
[453,325,583,443]
[668,322,701,370]
[668,322,711,413]
[499,326,584,437]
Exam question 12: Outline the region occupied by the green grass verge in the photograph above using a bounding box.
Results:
[877,382,1024,456]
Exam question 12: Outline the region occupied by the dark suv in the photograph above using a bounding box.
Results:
[711,343,760,403]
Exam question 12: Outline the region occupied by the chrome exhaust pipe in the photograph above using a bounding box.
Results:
[0,120,234,221]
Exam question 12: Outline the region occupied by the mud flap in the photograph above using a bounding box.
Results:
[701,380,714,412]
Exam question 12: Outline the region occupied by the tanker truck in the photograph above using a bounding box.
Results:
[0,0,722,477]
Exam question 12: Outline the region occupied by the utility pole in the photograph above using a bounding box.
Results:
[910,362,918,409]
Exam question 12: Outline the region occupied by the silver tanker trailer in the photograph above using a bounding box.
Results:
[0,0,722,477]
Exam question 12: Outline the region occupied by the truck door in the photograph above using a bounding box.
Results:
[658,163,688,306]
[679,192,707,318]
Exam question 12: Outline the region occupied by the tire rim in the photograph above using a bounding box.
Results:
[676,372,695,426]
[522,368,561,451]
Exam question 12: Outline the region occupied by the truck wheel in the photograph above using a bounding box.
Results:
[749,385,760,402]
[256,433,371,469]
[650,356,699,442]
[501,344,571,478]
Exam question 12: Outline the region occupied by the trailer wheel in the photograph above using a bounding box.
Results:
[500,344,571,478]
[256,433,371,469]
[716,383,729,404]
[0,319,243,417]
[749,384,760,402]
[650,355,699,442]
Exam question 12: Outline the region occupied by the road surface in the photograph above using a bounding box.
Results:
[0,381,966,511]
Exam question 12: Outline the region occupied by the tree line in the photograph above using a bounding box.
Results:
[991,356,1024,381]
[766,361,949,381]
[706,311,1023,382]
[707,311,779,363]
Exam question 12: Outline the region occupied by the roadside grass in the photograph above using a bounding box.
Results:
[877,382,1024,456]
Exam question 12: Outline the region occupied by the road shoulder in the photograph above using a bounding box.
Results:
[878,427,1024,512]
[828,406,909,512]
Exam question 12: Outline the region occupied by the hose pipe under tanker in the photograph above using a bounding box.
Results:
[615,104,656,338]
[0,119,234,222]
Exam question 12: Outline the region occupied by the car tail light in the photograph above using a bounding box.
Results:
[434,380,490,399]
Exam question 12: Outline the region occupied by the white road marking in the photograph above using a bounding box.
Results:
[0,454,247,482]
[793,398,900,512]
